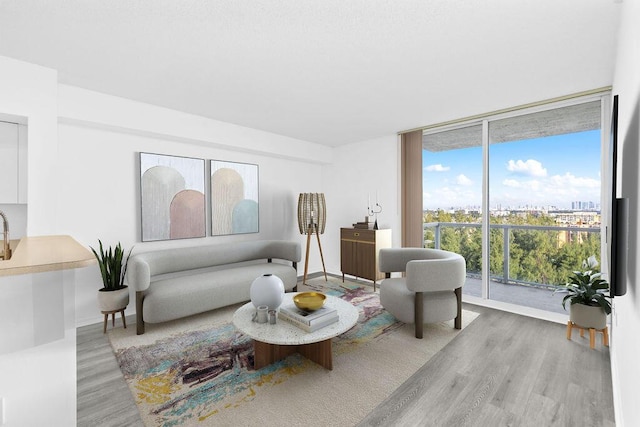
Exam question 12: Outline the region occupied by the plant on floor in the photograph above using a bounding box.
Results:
[90,240,133,291]
[557,255,611,314]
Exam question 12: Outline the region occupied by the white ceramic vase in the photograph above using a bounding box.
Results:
[250,273,285,310]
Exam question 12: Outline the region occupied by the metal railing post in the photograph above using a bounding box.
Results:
[435,224,441,249]
[503,226,510,284]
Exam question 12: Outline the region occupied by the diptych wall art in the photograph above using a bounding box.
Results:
[140,153,206,241]
[210,160,259,235]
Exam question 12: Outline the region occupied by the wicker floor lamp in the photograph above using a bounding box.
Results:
[298,193,328,285]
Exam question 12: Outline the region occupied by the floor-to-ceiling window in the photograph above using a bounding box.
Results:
[423,124,485,297]
[421,93,609,318]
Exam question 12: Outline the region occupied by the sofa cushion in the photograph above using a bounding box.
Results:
[143,263,296,323]
[128,240,300,292]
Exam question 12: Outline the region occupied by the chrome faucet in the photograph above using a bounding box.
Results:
[0,210,10,261]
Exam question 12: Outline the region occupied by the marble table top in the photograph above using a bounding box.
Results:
[232,292,359,345]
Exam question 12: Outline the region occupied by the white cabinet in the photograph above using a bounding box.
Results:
[0,121,27,203]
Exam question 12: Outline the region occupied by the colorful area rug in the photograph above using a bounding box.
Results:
[108,276,479,426]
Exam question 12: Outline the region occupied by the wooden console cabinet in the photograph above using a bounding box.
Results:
[340,228,392,291]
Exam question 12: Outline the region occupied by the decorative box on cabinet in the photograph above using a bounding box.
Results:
[340,228,392,291]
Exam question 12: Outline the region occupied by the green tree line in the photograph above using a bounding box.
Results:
[424,210,601,287]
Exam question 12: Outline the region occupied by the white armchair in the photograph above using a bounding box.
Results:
[379,248,466,338]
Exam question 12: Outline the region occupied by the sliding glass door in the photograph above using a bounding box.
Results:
[423,124,485,298]
[422,96,608,315]
[487,101,602,312]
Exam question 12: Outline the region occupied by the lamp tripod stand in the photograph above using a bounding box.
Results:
[303,221,327,285]
[298,193,328,285]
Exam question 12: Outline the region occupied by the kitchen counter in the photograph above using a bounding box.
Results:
[0,235,95,277]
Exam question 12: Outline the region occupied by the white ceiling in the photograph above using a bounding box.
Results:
[0,0,621,147]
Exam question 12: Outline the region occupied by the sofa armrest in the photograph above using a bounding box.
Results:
[127,256,151,292]
[261,240,301,263]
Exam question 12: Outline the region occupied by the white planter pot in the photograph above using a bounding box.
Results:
[570,303,606,330]
[98,286,130,312]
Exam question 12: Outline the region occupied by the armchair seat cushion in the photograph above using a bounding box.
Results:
[380,278,457,324]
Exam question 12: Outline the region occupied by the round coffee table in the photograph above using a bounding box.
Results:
[232,292,359,370]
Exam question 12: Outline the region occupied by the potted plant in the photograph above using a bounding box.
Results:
[91,240,133,313]
[558,255,611,330]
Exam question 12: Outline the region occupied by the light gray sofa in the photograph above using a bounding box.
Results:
[128,240,301,334]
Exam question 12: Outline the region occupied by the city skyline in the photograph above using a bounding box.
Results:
[423,201,601,213]
[423,130,601,210]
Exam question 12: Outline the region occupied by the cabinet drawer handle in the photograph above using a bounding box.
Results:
[353,232,360,237]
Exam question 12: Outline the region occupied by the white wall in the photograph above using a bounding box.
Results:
[58,85,332,165]
[0,56,59,235]
[0,56,76,427]
[322,135,402,276]
[56,86,331,326]
[611,1,640,425]
[0,56,332,424]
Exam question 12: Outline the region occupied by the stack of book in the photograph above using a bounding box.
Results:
[278,304,339,332]
[352,221,371,229]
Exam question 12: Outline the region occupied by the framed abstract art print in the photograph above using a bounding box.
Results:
[140,152,206,241]
[210,160,259,235]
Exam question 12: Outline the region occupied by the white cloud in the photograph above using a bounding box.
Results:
[456,174,473,186]
[502,179,541,191]
[425,164,450,172]
[424,185,481,209]
[549,172,600,189]
[494,172,600,207]
[502,179,520,188]
[507,159,547,177]
[426,161,600,210]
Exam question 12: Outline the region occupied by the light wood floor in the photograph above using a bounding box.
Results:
[77,302,615,426]
[77,315,143,427]
[358,304,615,427]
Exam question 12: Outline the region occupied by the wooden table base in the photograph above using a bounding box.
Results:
[253,338,333,370]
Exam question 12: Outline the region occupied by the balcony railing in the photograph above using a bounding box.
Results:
[423,221,601,289]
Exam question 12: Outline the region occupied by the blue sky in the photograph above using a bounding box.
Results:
[423,130,601,210]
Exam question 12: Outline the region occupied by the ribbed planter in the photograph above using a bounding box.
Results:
[97,286,130,312]
[569,303,606,330]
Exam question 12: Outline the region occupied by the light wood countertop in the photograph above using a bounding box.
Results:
[0,235,96,277]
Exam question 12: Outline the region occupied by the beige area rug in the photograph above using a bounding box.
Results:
[108,276,479,427]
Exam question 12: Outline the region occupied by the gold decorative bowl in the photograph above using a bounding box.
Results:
[293,292,326,311]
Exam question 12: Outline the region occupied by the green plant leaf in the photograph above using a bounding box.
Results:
[90,240,132,291]
[560,256,611,314]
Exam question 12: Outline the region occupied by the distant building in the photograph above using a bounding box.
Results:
[571,201,600,211]
[550,211,601,226]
